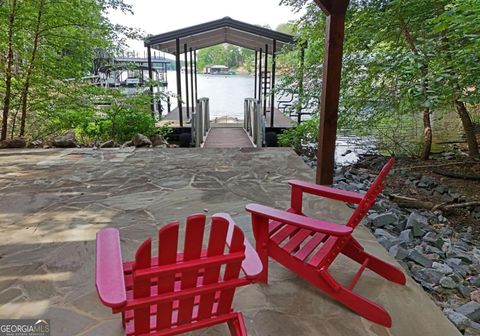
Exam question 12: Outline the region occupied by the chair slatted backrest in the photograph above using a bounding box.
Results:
[130,214,246,334]
[346,158,394,229]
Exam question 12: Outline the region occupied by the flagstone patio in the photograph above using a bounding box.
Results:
[0,148,460,335]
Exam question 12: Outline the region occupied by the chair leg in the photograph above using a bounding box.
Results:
[252,215,270,284]
[227,313,247,336]
[342,238,406,285]
[317,270,393,327]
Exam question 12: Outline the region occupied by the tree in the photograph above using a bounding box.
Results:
[278,0,480,158]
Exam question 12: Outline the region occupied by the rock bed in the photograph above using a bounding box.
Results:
[304,154,480,335]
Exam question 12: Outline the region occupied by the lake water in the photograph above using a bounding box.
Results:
[163,70,465,164]
[165,70,278,119]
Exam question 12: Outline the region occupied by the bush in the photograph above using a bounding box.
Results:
[33,85,172,144]
[278,116,319,154]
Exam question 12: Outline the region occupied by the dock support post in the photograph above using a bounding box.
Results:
[175,38,183,127]
[194,49,198,103]
[257,48,262,103]
[263,44,269,116]
[270,39,276,128]
[315,0,349,185]
[184,43,190,119]
[298,45,305,124]
[189,47,194,114]
[147,46,154,117]
[254,50,258,99]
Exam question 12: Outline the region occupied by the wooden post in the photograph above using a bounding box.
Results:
[184,43,190,119]
[254,50,258,99]
[314,0,349,185]
[147,46,154,116]
[175,38,183,127]
[270,39,276,128]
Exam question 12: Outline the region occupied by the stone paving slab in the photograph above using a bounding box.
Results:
[0,148,460,335]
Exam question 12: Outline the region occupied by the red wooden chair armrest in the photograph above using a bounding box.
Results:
[246,204,353,237]
[288,179,365,204]
[214,213,263,279]
[96,228,127,308]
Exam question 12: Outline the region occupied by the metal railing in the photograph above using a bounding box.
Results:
[244,98,264,147]
[192,97,210,147]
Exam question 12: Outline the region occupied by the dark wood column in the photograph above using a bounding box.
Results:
[175,38,183,127]
[183,43,190,119]
[147,46,154,116]
[314,0,349,185]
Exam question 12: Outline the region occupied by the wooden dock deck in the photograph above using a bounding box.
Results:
[203,127,254,148]
[157,106,294,128]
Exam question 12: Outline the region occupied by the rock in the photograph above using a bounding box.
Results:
[465,325,480,336]
[28,139,43,148]
[471,290,480,304]
[132,133,152,147]
[150,134,167,147]
[52,130,77,148]
[443,308,471,331]
[168,144,179,148]
[1,137,26,148]
[440,276,457,289]
[374,228,397,240]
[413,268,443,285]
[121,140,134,148]
[399,229,414,243]
[407,250,433,268]
[423,232,445,250]
[432,262,453,275]
[459,285,474,298]
[370,212,398,228]
[417,175,437,188]
[407,212,428,227]
[389,245,409,260]
[470,276,480,287]
[100,140,115,148]
[456,301,480,322]
[435,185,450,195]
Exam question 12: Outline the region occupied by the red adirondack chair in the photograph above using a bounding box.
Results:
[96,213,262,336]
[246,158,406,327]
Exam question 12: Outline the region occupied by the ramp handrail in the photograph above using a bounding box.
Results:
[244,98,264,147]
[192,98,210,147]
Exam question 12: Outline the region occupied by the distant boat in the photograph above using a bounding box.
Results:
[205,65,234,75]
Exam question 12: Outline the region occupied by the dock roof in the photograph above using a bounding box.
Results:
[145,17,294,54]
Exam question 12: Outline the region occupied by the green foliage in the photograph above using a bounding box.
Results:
[196,45,254,72]
[32,85,171,144]
[278,116,319,154]
[277,0,480,157]
[0,0,145,141]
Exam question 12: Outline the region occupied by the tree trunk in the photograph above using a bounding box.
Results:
[454,99,479,157]
[1,0,17,141]
[420,106,432,160]
[19,0,45,137]
[399,20,432,160]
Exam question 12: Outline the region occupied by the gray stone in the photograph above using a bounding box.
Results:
[440,276,457,289]
[399,229,414,243]
[458,285,474,298]
[389,245,409,260]
[374,228,397,240]
[425,245,444,255]
[417,175,437,188]
[52,130,77,148]
[435,185,450,195]
[432,262,453,275]
[150,134,168,146]
[132,133,152,147]
[423,232,445,249]
[413,268,443,285]
[100,140,115,148]
[443,308,471,331]
[456,301,480,322]
[121,140,134,148]
[407,212,428,228]
[370,212,398,228]
[470,276,480,287]
[1,137,26,148]
[407,250,433,268]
